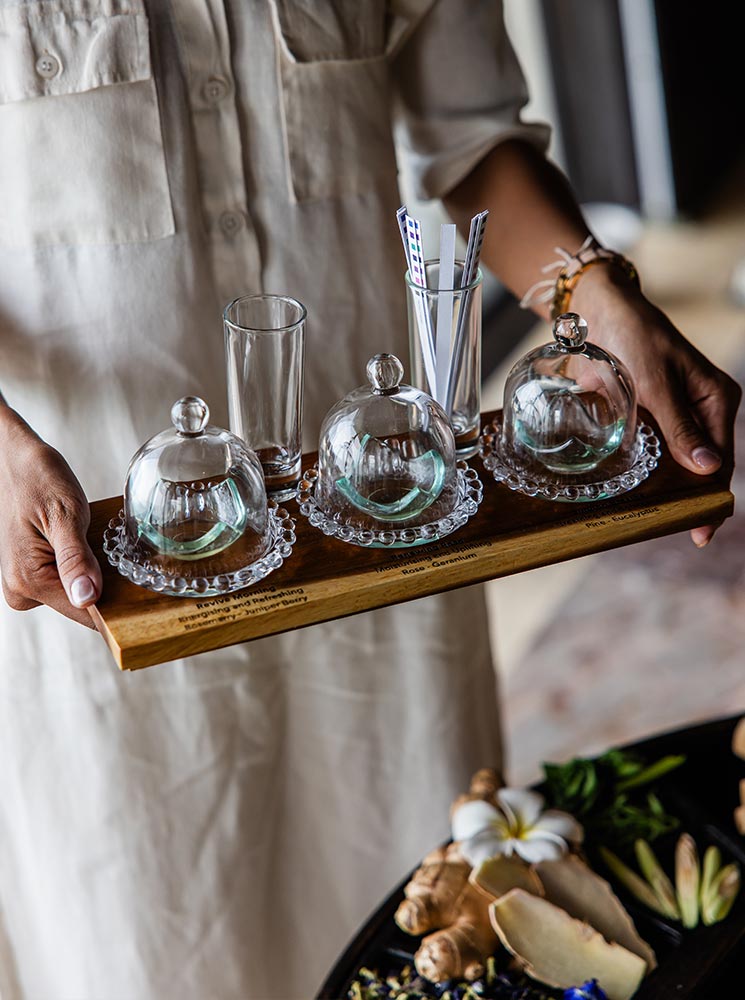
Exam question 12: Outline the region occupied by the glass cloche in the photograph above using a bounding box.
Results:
[481,313,661,502]
[297,354,482,547]
[103,396,295,596]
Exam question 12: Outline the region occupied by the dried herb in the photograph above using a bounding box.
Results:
[542,750,684,850]
[347,963,561,1000]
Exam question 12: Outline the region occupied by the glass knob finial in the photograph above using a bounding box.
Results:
[171,396,209,435]
[366,353,404,394]
[553,312,588,350]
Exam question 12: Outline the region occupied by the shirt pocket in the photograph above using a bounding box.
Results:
[0,0,174,247]
[269,0,398,203]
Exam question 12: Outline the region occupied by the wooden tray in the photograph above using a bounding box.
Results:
[87,411,734,670]
[316,716,745,1000]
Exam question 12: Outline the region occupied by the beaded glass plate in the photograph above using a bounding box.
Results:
[102,503,296,597]
[297,462,483,548]
[480,418,661,503]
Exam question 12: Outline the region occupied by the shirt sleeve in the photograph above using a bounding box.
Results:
[391,0,551,201]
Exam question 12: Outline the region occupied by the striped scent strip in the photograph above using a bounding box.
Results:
[403,212,437,396]
[397,206,434,394]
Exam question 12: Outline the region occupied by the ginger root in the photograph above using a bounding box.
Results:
[395,768,503,982]
[394,844,470,935]
[396,770,502,938]
[450,767,502,819]
[415,884,499,983]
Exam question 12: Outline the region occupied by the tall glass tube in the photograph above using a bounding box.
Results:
[406,260,482,458]
[224,294,306,500]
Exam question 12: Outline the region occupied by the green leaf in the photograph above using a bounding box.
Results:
[700,845,723,914]
[616,755,686,792]
[635,839,681,919]
[702,864,741,925]
[600,846,674,917]
[542,750,684,852]
[647,793,664,816]
[599,749,644,778]
[675,834,701,929]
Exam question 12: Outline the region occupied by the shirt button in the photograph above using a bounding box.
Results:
[220,211,245,238]
[36,52,61,80]
[202,75,230,105]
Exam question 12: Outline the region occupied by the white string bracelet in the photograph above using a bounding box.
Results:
[520,236,638,319]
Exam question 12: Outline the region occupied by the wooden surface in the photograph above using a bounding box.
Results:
[316,715,745,1000]
[87,411,734,670]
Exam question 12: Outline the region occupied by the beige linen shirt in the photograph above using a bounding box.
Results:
[0,2,547,997]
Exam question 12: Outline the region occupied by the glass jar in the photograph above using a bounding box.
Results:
[298,354,482,546]
[481,314,661,502]
[501,312,637,474]
[103,397,295,596]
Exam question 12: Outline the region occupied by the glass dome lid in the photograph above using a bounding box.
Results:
[481,313,661,502]
[297,354,482,547]
[103,396,296,597]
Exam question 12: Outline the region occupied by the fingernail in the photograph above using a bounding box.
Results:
[70,575,96,607]
[691,527,713,548]
[692,446,720,471]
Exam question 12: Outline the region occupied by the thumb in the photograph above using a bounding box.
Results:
[47,508,103,609]
[654,385,721,476]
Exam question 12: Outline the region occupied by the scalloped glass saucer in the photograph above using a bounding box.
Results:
[103,502,296,597]
[297,461,483,548]
[480,417,661,503]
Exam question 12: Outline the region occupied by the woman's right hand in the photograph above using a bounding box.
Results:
[0,406,102,628]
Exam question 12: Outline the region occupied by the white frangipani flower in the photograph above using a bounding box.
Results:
[452,787,584,866]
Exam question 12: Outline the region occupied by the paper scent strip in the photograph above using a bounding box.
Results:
[401,211,437,397]
[397,206,434,394]
[444,210,488,417]
[396,204,410,269]
[434,224,457,404]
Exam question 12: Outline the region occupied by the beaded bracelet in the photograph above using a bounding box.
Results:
[520,235,639,320]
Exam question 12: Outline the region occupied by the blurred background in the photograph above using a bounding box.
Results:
[404,0,745,782]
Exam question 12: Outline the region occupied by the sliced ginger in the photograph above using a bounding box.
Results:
[735,805,745,836]
[490,889,647,1000]
[735,778,745,836]
[732,717,745,760]
[535,855,656,970]
[732,718,745,833]
[470,854,545,901]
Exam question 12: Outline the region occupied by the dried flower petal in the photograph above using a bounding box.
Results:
[563,981,608,1000]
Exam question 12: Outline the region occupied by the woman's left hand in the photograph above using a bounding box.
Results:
[572,268,741,547]
[443,139,741,547]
